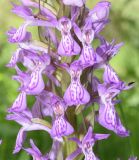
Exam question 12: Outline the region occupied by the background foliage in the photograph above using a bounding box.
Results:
[0,0,139,159]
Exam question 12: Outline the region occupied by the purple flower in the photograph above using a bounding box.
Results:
[37,91,74,140]
[96,65,131,136]
[23,139,49,160]
[6,110,51,154]
[73,23,96,65]
[57,17,81,56]
[96,40,124,61]
[66,126,110,160]
[64,62,90,106]
[50,94,74,141]
[13,51,51,95]
[62,0,86,7]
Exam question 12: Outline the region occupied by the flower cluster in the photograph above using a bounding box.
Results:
[6,0,134,159]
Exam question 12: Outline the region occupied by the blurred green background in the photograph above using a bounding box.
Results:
[0,0,139,159]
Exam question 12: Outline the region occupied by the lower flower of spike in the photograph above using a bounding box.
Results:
[66,126,110,160]
[50,95,74,140]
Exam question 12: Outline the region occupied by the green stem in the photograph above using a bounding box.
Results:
[81,110,87,133]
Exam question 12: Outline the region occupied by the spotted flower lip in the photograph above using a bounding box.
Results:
[64,62,90,106]
[57,17,81,56]
[66,126,110,160]
[62,0,86,7]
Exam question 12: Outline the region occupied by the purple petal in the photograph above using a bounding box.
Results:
[32,99,43,118]
[13,128,26,154]
[12,3,33,18]
[82,126,93,144]
[7,22,31,43]
[103,65,120,84]
[64,84,90,106]
[6,48,22,68]
[8,91,27,113]
[29,139,42,156]
[94,133,110,141]
[6,112,31,126]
